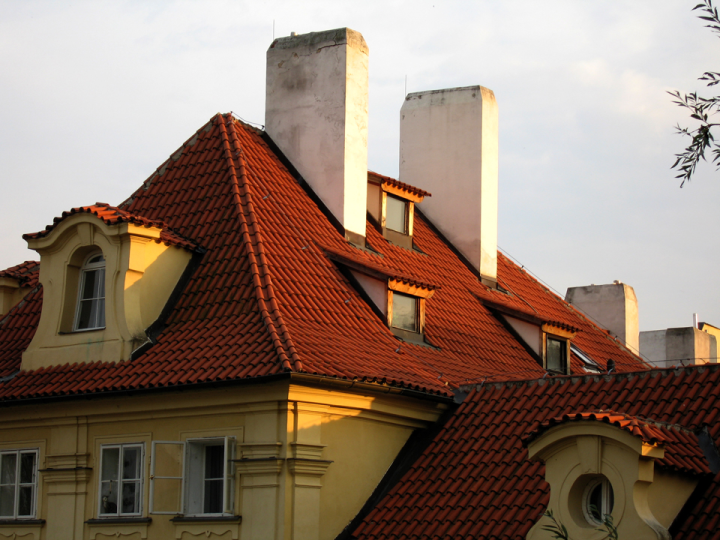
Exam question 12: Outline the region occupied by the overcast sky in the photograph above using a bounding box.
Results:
[1,0,718,334]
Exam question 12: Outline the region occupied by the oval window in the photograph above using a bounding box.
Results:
[583,477,614,525]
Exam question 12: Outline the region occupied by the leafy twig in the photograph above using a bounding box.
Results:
[670,0,720,186]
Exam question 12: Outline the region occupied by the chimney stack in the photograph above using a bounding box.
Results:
[265,28,369,245]
[399,86,499,286]
[566,282,640,354]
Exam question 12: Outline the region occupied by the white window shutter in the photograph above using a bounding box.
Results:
[149,441,185,515]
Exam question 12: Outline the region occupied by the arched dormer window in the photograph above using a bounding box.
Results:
[74,252,106,331]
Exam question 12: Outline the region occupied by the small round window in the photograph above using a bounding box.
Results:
[583,477,614,525]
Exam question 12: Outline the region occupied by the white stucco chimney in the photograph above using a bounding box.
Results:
[399,86,498,286]
[265,28,369,245]
[565,282,640,354]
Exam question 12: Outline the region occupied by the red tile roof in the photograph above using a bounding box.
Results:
[523,410,711,476]
[0,113,647,401]
[0,261,40,289]
[24,203,198,252]
[352,365,720,539]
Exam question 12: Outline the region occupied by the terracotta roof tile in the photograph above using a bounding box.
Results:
[0,261,40,289]
[23,204,198,252]
[368,171,432,199]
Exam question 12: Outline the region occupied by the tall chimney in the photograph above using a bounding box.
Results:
[399,86,498,286]
[265,28,369,245]
[565,282,640,354]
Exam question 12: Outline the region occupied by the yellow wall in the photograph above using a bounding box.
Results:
[0,378,445,540]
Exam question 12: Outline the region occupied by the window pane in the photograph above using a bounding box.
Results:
[589,482,602,521]
[122,447,141,480]
[203,445,224,514]
[121,482,139,514]
[547,338,565,372]
[97,268,105,299]
[101,448,120,481]
[0,486,14,517]
[18,486,33,516]
[19,453,35,484]
[386,196,407,233]
[204,479,223,514]
[97,298,105,328]
[392,293,418,332]
[77,300,94,330]
[205,445,224,479]
[0,454,16,485]
[100,482,118,514]
[82,270,98,300]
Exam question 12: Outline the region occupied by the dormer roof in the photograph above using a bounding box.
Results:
[24,203,198,251]
[368,171,431,201]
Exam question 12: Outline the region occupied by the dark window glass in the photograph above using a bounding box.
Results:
[546,337,566,372]
[204,445,224,514]
[586,478,614,523]
[386,196,408,233]
[392,293,418,332]
[75,253,106,330]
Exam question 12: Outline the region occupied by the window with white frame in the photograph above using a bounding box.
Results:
[98,444,143,517]
[150,437,234,517]
[0,449,38,519]
[74,252,106,331]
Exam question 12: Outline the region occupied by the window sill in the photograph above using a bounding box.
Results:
[59,327,106,335]
[85,517,151,525]
[391,327,426,345]
[171,516,241,523]
[0,519,45,526]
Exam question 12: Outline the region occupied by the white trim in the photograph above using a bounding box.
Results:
[97,443,144,518]
[0,448,39,519]
[73,251,106,331]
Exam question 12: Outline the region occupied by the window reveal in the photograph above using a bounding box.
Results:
[0,449,38,519]
[99,444,143,517]
[74,252,106,331]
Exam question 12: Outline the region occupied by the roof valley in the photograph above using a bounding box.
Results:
[219,114,303,373]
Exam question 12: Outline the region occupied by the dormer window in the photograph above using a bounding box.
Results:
[541,323,577,375]
[74,252,106,331]
[366,172,431,250]
[387,279,437,344]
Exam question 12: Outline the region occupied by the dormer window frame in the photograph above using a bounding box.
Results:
[541,324,576,375]
[387,279,436,344]
[73,251,106,332]
[366,173,429,251]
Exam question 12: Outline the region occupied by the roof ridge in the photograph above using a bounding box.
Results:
[219,114,302,372]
